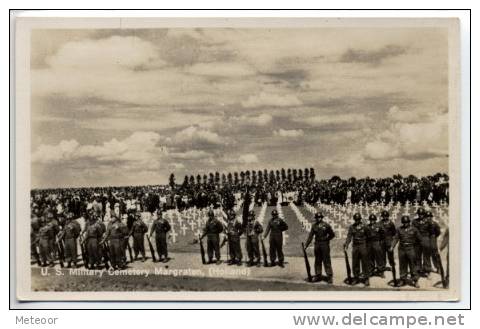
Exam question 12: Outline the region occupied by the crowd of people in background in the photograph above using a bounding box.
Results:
[30,169,449,223]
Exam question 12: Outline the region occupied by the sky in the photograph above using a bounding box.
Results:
[30,28,449,188]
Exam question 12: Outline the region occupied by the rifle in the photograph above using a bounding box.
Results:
[101,242,110,269]
[301,242,312,282]
[261,238,269,267]
[435,251,447,288]
[387,249,398,287]
[146,234,157,262]
[221,234,230,262]
[125,237,134,263]
[55,239,65,268]
[78,235,89,268]
[31,238,41,266]
[343,249,354,285]
[199,235,206,264]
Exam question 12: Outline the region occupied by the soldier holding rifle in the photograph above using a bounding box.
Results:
[344,213,371,286]
[245,210,263,266]
[57,212,81,268]
[390,215,421,288]
[304,212,335,283]
[130,212,148,262]
[200,210,224,264]
[150,209,171,263]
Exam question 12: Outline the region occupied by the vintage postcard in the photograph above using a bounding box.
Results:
[13,17,461,301]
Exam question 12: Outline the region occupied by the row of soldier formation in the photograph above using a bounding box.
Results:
[31,207,447,288]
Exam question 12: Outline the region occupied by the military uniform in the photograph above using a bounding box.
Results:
[264,215,288,266]
[413,217,433,273]
[345,220,371,282]
[83,220,103,269]
[131,217,148,261]
[392,220,422,283]
[305,219,335,280]
[31,218,40,265]
[226,217,243,264]
[38,220,57,266]
[150,216,171,261]
[201,216,224,263]
[380,217,397,268]
[59,219,81,267]
[368,220,386,274]
[104,218,128,269]
[245,217,263,265]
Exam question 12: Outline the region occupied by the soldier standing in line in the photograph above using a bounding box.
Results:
[390,215,422,287]
[263,209,288,268]
[367,214,386,277]
[427,211,442,273]
[304,212,335,283]
[224,209,243,265]
[150,209,171,262]
[379,210,396,271]
[344,213,371,286]
[31,215,41,266]
[245,210,263,267]
[38,213,58,267]
[57,212,81,268]
[412,208,433,276]
[130,212,148,262]
[200,209,224,264]
[82,215,103,269]
[102,214,128,269]
[95,213,109,266]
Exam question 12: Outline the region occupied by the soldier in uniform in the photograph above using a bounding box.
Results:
[427,211,442,273]
[94,213,109,266]
[344,213,371,286]
[263,209,288,267]
[31,215,41,266]
[130,212,148,262]
[245,210,263,266]
[200,209,224,264]
[367,214,386,277]
[224,209,243,265]
[379,210,396,271]
[149,209,171,262]
[57,212,81,268]
[412,208,433,275]
[38,213,58,267]
[102,214,128,269]
[304,212,335,283]
[82,215,103,269]
[390,215,422,287]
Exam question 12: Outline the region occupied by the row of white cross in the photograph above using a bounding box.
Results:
[257,202,268,225]
[289,202,312,232]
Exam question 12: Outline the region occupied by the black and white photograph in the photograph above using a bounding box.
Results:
[13,16,461,302]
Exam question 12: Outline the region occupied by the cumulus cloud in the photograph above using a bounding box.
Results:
[167,162,186,170]
[241,92,302,108]
[169,126,225,147]
[238,154,259,164]
[364,113,448,160]
[273,128,304,138]
[32,131,167,170]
